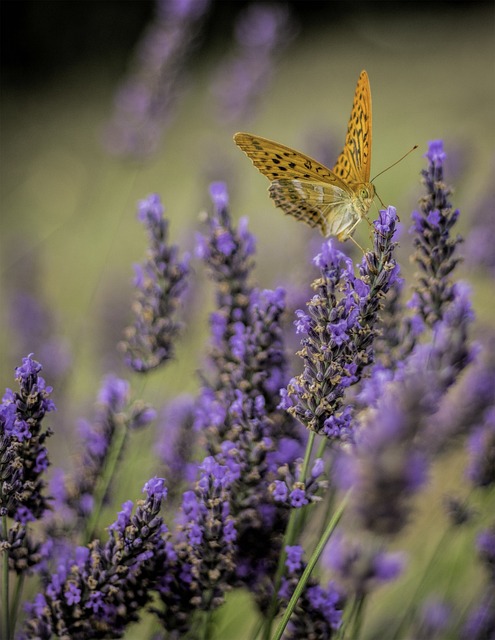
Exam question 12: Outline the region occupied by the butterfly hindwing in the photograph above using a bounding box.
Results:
[268,178,358,239]
[233,133,349,188]
[332,70,372,184]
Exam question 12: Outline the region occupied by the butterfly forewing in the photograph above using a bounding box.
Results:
[233,133,349,188]
[332,70,372,184]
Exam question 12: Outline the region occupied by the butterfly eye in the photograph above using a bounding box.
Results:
[360,187,369,199]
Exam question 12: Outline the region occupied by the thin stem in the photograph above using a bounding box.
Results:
[9,571,24,635]
[272,489,351,640]
[262,431,316,640]
[83,420,128,544]
[2,514,11,640]
[199,609,213,640]
[349,594,367,640]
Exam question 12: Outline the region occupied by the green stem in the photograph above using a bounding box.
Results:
[349,594,367,640]
[2,514,11,640]
[9,571,24,635]
[83,420,128,544]
[272,490,351,640]
[199,609,213,640]
[262,431,316,640]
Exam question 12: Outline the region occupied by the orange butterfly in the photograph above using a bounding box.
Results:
[234,70,375,243]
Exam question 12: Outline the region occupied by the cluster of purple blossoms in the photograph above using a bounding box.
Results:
[409,140,463,326]
[1,355,55,525]
[22,478,168,639]
[278,544,345,639]
[280,206,400,439]
[104,0,211,158]
[270,457,327,508]
[121,193,190,372]
[153,458,236,633]
[323,532,405,599]
[194,182,305,610]
[0,356,55,585]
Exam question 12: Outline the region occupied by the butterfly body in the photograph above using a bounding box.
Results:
[234,70,374,242]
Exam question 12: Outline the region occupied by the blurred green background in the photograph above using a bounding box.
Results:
[1,2,494,636]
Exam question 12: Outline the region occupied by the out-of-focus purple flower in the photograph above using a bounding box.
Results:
[23,479,168,639]
[104,0,211,158]
[323,532,405,597]
[414,597,451,639]
[409,140,463,327]
[8,292,72,385]
[462,595,495,640]
[48,374,155,533]
[121,194,190,372]
[465,156,495,275]
[212,3,296,123]
[156,394,197,496]
[283,207,399,438]
[285,545,304,573]
[477,526,495,582]
[427,342,495,454]
[338,296,473,536]
[467,408,495,488]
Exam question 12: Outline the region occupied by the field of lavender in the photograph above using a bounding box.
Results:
[1,2,494,639]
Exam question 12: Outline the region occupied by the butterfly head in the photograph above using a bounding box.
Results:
[353,182,375,216]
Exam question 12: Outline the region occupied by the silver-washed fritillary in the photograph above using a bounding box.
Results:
[234,70,375,242]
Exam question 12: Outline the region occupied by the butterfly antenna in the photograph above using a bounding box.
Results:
[371,145,418,183]
[374,190,386,208]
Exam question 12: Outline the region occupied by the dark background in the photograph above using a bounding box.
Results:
[2,1,489,85]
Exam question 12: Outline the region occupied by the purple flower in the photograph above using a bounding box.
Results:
[0,355,54,526]
[279,545,345,637]
[289,486,308,508]
[64,583,81,606]
[285,545,304,573]
[122,194,190,372]
[156,394,196,493]
[415,598,451,638]
[477,526,495,581]
[409,140,463,327]
[271,480,289,502]
[324,533,405,597]
[23,479,168,639]
[211,4,295,123]
[48,375,155,532]
[425,139,447,164]
[284,208,399,438]
[104,0,211,158]
[467,409,495,488]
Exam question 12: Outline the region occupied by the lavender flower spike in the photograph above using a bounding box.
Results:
[22,478,168,640]
[282,207,399,439]
[1,354,55,524]
[121,193,190,372]
[410,139,463,326]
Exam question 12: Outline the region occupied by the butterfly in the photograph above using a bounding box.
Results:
[233,70,375,244]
